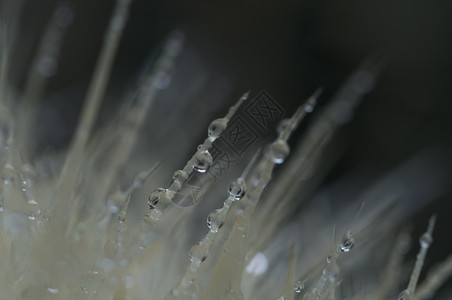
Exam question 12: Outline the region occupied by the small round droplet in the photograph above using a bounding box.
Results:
[208,118,227,139]
[189,243,208,264]
[147,188,168,210]
[193,150,213,173]
[305,104,314,113]
[340,230,355,252]
[228,179,246,200]
[293,280,304,293]
[267,140,290,164]
[207,209,223,232]
[419,233,433,248]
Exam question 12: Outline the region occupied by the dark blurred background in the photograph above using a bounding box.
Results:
[9,0,452,296]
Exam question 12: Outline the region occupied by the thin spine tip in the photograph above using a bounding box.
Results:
[241,90,252,101]
[427,214,437,235]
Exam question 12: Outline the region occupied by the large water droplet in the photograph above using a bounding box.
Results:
[147,188,168,210]
[189,242,208,264]
[207,209,223,232]
[228,179,246,200]
[208,118,227,140]
[193,150,213,173]
[340,230,355,252]
[267,140,290,164]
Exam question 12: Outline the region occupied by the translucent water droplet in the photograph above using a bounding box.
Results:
[276,118,290,135]
[117,210,126,223]
[305,103,314,113]
[228,179,246,200]
[340,230,355,252]
[419,233,433,248]
[207,209,223,232]
[398,290,414,300]
[27,215,36,221]
[189,242,208,264]
[147,188,168,210]
[193,150,213,173]
[267,140,290,164]
[208,118,227,140]
[294,280,304,293]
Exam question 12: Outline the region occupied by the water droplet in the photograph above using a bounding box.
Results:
[294,280,304,293]
[207,209,223,232]
[189,242,208,264]
[107,199,119,214]
[193,150,213,173]
[305,103,314,113]
[208,118,227,140]
[267,140,290,164]
[117,210,127,223]
[419,233,433,248]
[27,215,36,221]
[228,179,246,200]
[340,230,355,252]
[147,188,168,210]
